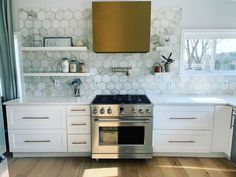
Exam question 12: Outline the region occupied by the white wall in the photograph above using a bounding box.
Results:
[13,0,236,30]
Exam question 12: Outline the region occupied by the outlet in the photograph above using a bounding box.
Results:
[54,80,60,88]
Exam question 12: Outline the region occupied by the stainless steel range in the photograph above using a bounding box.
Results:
[91,95,153,159]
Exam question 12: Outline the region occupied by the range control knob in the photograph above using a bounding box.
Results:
[92,108,98,114]
[107,107,112,114]
[139,109,144,114]
[146,109,151,113]
[132,108,136,113]
[100,107,105,114]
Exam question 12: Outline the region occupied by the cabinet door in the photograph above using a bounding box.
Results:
[212,106,232,153]
[154,105,214,130]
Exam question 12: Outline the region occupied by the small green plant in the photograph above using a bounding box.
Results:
[161,52,175,64]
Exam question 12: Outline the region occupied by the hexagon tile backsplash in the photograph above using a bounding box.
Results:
[19,8,236,97]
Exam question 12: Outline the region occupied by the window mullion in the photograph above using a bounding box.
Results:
[211,36,217,73]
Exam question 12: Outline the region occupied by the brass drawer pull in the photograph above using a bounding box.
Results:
[22,117,49,120]
[169,117,197,120]
[71,123,86,126]
[24,140,51,143]
[72,141,87,144]
[70,109,86,112]
[168,140,196,143]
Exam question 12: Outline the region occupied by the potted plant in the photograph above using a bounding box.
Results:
[161,52,175,72]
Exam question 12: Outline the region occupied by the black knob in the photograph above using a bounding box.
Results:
[100,108,105,114]
[93,108,98,114]
[139,109,144,114]
[146,109,151,113]
[107,107,112,114]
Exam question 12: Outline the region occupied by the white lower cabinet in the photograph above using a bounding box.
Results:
[153,105,215,154]
[9,130,67,152]
[66,105,91,153]
[153,130,212,153]
[68,135,91,152]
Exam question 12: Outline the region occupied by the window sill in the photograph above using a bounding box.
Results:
[180,71,236,76]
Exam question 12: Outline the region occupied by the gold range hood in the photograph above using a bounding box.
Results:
[92,1,151,53]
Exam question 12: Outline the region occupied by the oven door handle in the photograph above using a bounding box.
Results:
[94,119,150,123]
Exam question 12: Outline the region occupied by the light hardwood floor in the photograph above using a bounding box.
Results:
[7,157,236,177]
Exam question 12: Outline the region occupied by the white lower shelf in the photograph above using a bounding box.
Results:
[23,73,90,77]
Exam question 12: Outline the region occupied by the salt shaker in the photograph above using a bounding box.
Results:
[79,62,85,73]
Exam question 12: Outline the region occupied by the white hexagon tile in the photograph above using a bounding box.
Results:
[19,8,236,97]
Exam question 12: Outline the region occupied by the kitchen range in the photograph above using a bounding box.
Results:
[91,94,153,159]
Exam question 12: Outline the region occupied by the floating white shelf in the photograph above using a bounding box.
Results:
[155,46,178,51]
[21,46,88,51]
[23,73,90,77]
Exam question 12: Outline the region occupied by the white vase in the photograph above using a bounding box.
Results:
[165,63,172,72]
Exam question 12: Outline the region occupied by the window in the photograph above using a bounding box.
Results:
[181,30,236,75]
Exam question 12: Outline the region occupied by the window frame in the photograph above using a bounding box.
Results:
[180,29,236,76]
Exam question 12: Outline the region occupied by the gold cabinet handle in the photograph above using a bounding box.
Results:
[24,140,51,143]
[22,117,49,120]
[168,140,196,143]
[72,141,87,144]
[71,123,86,126]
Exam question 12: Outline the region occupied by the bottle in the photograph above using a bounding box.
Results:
[62,58,69,73]
[70,60,77,73]
[79,62,85,73]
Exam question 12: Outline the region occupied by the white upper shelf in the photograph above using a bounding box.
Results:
[23,73,90,77]
[21,46,88,51]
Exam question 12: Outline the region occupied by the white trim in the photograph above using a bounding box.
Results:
[13,152,91,157]
[153,152,228,158]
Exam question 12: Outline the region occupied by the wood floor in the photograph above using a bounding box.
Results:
[7,157,236,177]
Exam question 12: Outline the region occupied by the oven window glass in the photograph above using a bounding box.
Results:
[99,126,145,145]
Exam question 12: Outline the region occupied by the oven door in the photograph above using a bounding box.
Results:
[92,117,152,155]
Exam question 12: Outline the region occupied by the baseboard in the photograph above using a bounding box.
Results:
[153,152,228,158]
[13,152,91,157]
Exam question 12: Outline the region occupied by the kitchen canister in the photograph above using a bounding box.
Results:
[79,62,85,73]
[70,60,77,73]
[62,58,69,73]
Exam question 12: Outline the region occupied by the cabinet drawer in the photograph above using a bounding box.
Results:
[66,105,90,116]
[8,130,67,152]
[68,135,91,152]
[154,106,214,129]
[67,116,90,134]
[6,106,66,129]
[153,130,212,153]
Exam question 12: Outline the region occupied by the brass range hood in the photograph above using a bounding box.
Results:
[92,1,151,53]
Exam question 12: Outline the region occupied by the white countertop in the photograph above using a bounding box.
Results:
[3,96,94,106]
[4,95,236,107]
[147,94,236,107]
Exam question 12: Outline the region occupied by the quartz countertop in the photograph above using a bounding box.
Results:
[146,94,236,107]
[4,95,236,107]
[3,96,94,106]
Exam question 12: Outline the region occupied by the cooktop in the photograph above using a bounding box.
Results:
[91,94,151,104]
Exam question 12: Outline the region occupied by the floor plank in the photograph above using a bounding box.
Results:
[7,157,236,177]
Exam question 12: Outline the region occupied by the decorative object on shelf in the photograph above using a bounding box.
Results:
[30,28,42,47]
[70,60,77,73]
[79,62,86,73]
[44,37,72,47]
[111,67,132,76]
[62,58,69,73]
[161,52,174,72]
[153,63,163,73]
[72,78,82,97]
[75,40,84,47]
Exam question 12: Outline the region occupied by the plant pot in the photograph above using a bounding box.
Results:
[165,63,172,72]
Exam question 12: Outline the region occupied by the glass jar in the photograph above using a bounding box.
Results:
[79,62,85,73]
[62,58,69,73]
[70,60,77,73]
